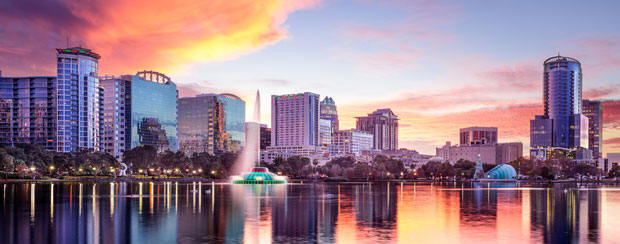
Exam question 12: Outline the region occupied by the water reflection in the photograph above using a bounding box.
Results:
[1,182,620,243]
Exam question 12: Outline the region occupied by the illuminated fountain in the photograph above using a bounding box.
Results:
[231,90,286,184]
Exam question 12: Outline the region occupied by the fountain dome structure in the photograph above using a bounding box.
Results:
[232,167,286,184]
[483,164,517,180]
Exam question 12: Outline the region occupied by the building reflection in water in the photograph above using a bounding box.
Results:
[0,182,617,243]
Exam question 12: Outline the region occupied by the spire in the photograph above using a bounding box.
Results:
[253,90,260,123]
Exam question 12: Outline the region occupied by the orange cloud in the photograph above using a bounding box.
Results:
[0,0,320,75]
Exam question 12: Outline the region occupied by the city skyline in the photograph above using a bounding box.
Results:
[1,0,620,155]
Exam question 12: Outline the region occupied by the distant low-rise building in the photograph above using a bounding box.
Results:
[608,153,620,168]
[329,129,373,156]
[436,126,523,165]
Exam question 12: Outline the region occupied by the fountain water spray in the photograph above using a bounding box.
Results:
[231,90,285,184]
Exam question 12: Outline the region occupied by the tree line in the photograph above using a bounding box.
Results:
[0,144,617,181]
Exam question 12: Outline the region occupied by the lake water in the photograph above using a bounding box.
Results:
[1,182,619,243]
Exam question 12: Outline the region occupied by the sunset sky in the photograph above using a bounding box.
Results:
[1,0,619,155]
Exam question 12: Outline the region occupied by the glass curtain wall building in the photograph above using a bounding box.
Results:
[530,55,588,151]
[320,97,339,133]
[583,100,603,159]
[178,93,245,156]
[0,76,58,150]
[101,71,178,158]
[217,94,246,152]
[56,47,103,152]
[130,71,178,151]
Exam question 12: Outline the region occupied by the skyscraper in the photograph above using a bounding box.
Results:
[56,47,103,152]
[583,100,603,159]
[355,108,398,150]
[271,92,320,147]
[101,71,178,158]
[320,97,338,133]
[216,93,246,152]
[530,55,588,150]
[0,76,58,150]
[319,119,332,146]
[101,75,131,159]
[178,93,245,155]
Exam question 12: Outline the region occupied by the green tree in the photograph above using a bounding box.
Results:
[453,159,476,179]
[439,162,456,178]
[608,165,620,178]
[123,145,158,170]
[422,161,442,179]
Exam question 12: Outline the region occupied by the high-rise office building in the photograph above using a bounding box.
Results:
[320,97,339,133]
[530,55,589,151]
[0,76,58,150]
[270,92,320,147]
[583,100,603,159]
[355,108,398,150]
[459,127,497,145]
[178,93,245,155]
[56,47,103,152]
[319,119,332,146]
[101,71,178,158]
[216,93,246,152]
[101,75,131,159]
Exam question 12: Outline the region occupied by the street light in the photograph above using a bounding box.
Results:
[30,166,36,172]
[211,170,216,175]
[198,168,203,173]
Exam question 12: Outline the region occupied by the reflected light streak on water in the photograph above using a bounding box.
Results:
[1,182,620,243]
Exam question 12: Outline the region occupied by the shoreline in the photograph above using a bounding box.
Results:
[2,177,619,184]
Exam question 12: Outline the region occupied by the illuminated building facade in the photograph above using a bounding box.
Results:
[530,55,588,153]
[582,100,603,159]
[0,76,58,150]
[56,47,103,152]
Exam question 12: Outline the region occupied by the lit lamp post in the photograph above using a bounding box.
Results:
[49,165,55,176]
[30,166,36,179]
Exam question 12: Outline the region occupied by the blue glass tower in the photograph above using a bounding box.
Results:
[217,94,246,152]
[543,56,584,148]
[130,71,178,151]
[56,47,103,152]
[530,56,588,152]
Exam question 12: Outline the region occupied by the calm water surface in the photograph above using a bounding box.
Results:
[1,182,619,243]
